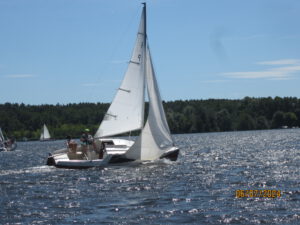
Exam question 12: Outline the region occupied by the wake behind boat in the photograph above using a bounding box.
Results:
[46,3,179,169]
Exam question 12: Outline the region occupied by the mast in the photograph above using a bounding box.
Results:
[141,2,147,128]
[142,2,147,40]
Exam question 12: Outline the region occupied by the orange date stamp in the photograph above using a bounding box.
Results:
[235,190,281,198]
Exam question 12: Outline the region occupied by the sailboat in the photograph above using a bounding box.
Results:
[0,127,17,151]
[40,124,51,141]
[97,3,179,163]
[46,3,179,168]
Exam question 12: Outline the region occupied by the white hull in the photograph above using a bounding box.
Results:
[47,138,179,168]
[48,151,111,169]
[47,138,133,168]
[55,154,112,169]
[99,138,179,163]
[109,144,180,163]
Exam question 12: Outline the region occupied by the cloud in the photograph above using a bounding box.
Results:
[4,74,36,79]
[222,59,300,80]
[258,59,300,65]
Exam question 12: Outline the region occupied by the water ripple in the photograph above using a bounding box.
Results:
[0,129,300,224]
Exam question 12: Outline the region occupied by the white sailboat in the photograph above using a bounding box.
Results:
[0,127,6,151]
[96,3,179,163]
[0,127,17,151]
[46,3,179,168]
[40,124,51,141]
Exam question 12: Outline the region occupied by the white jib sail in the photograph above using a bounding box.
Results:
[40,124,51,140]
[0,127,5,142]
[95,8,146,138]
[125,46,174,160]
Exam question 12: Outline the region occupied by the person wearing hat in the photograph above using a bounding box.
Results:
[80,129,94,155]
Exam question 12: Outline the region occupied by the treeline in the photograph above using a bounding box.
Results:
[0,97,300,140]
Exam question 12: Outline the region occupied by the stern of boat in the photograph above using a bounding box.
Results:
[159,147,180,161]
[46,153,55,166]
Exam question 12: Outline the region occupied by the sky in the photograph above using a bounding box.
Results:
[0,0,300,105]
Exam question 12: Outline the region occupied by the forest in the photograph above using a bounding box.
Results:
[0,96,300,140]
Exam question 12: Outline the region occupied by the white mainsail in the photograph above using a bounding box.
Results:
[94,9,146,138]
[40,124,51,140]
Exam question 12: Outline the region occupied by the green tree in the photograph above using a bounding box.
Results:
[216,109,232,131]
[284,112,298,127]
[236,113,256,131]
[256,116,269,130]
[271,111,285,128]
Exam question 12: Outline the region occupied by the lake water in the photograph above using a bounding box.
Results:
[1,129,300,224]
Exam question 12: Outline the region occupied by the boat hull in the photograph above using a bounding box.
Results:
[108,145,180,164]
[47,152,112,169]
[46,138,131,169]
[159,147,180,161]
[46,138,180,168]
[55,157,112,169]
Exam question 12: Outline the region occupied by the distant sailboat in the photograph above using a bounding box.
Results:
[40,124,51,141]
[0,127,17,151]
[46,3,179,168]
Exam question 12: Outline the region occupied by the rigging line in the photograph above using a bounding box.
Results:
[93,6,142,101]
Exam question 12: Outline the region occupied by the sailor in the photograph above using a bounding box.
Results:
[80,129,93,145]
[98,141,106,159]
[66,135,77,152]
[66,135,72,147]
[80,129,94,154]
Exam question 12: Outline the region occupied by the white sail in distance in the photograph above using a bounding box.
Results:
[95,8,146,138]
[40,124,51,140]
[0,127,5,142]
